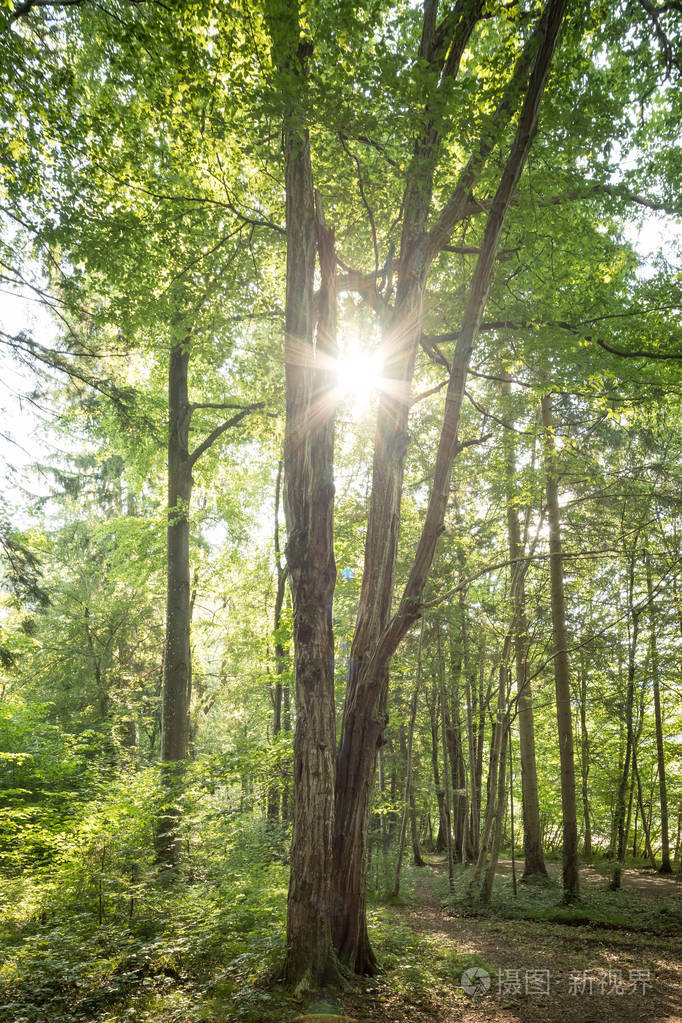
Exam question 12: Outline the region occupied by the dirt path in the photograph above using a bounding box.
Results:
[341,862,682,1023]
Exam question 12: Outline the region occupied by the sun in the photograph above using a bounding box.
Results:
[336,342,383,410]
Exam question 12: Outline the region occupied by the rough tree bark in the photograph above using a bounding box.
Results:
[282,184,339,986]
[332,0,568,970]
[156,339,192,870]
[264,0,343,987]
[541,392,580,900]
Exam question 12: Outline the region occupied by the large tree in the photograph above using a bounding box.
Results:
[268,0,570,981]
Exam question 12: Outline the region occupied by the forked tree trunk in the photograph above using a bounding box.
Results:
[541,393,579,900]
[332,2,568,968]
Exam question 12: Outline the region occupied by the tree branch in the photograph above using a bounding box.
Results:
[465,182,682,218]
[188,402,265,466]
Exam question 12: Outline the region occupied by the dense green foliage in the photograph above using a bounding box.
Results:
[1,0,681,1019]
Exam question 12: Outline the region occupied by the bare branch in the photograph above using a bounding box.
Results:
[338,134,379,275]
[188,402,265,466]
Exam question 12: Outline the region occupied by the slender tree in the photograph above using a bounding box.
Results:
[541,392,579,900]
[500,380,546,879]
[646,551,672,873]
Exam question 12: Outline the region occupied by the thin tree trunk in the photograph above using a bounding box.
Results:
[428,685,447,853]
[410,789,425,867]
[393,627,422,896]
[611,551,638,891]
[377,746,388,853]
[578,666,592,860]
[469,648,508,907]
[634,757,657,869]
[673,808,681,868]
[268,459,288,823]
[625,766,636,859]
[448,621,468,863]
[501,378,546,879]
[541,392,579,900]
[461,585,479,861]
[481,715,509,905]
[509,725,517,897]
[437,624,455,891]
[646,553,672,873]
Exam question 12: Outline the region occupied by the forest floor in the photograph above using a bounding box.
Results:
[332,858,682,1023]
[3,851,681,1023]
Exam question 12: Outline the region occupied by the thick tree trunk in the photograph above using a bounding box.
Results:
[156,339,192,870]
[332,1,568,964]
[541,393,579,900]
[646,553,672,873]
[283,187,339,987]
[266,6,341,980]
